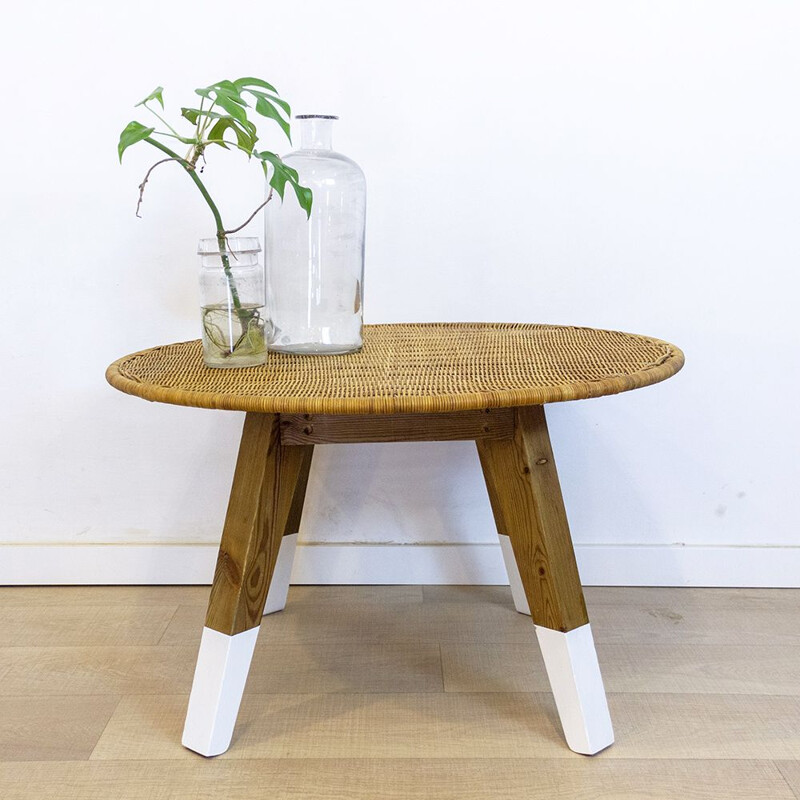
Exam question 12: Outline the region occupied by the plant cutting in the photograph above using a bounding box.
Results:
[118,78,312,367]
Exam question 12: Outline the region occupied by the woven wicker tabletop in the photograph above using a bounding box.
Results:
[106,323,684,415]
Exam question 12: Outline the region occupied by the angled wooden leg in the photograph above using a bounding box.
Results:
[263,446,314,615]
[476,406,613,755]
[182,413,313,757]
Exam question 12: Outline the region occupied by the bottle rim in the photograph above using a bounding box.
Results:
[197,237,261,255]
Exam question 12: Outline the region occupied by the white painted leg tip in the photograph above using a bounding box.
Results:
[262,601,288,616]
[566,732,615,756]
[498,534,532,616]
[263,534,298,615]
[182,626,259,758]
[536,623,614,756]
[181,736,229,758]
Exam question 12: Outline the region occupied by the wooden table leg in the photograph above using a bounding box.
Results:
[182,413,313,757]
[476,405,614,755]
[263,440,314,615]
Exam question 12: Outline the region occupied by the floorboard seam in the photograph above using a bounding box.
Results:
[775,761,800,800]
[85,696,124,763]
[155,606,183,645]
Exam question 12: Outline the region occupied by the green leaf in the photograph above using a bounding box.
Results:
[207,118,256,153]
[206,119,231,149]
[233,76,279,94]
[211,92,249,125]
[135,86,164,109]
[213,80,245,101]
[257,151,291,193]
[294,185,313,217]
[235,125,256,152]
[195,86,243,112]
[254,96,291,140]
[181,107,201,124]
[183,107,242,125]
[262,155,288,198]
[256,151,313,218]
[264,93,291,116]
[118,120,155,161]
[197,81,248,111]
[184,101,261,153]
[235,83,291,116]
[240,117,258,138]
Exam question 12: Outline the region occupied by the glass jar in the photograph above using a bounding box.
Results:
[264,115,366,354]
[198,237,267,368]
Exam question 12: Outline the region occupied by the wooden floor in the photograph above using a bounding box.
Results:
[0,585,799,799]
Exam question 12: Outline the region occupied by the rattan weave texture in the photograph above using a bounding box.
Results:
[106,323,683,414]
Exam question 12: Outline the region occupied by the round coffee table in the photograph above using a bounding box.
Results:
[107,322,684,758]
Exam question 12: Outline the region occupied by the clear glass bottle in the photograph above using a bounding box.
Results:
[198,237,267,368]
[264,115,366,354]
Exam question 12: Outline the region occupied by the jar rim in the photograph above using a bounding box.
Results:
[197,237,261,255]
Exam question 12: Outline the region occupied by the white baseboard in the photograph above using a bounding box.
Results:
[1,542,799,587]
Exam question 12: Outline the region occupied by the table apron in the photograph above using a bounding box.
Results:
[278,408,517,445]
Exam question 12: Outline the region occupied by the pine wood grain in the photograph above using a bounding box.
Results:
[0,642,443,697]
[205,413,313,635]
[0,586,799,800]
[426,586,800,614]
[88,692,566,760]
[476,406,588,632]
[0,605,178,647]
[776,760,800,798]
[89,691,800,761]
[0,759,792,800]
[422,584,521,605]
[162,588,800,647]
[288,585,423,604]
[10,637,796,702]
[245,642,444,694]
[279,409,515,444]
[0,696,120,761]
[0,586,209,606]
[159,600,536,646]
[0,758,794,800]
[0,646,197,696]
[583,587,800,610]
[588,601,800,645]
[441,642,800,695]
[0,582,424,608]
[282,444,314,537]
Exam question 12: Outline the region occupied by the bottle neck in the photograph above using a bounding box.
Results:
[297,116,335,150]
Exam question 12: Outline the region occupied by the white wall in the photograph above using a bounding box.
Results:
[2,1,799,585]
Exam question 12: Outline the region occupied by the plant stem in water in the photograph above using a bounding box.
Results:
[144,137,252,348]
